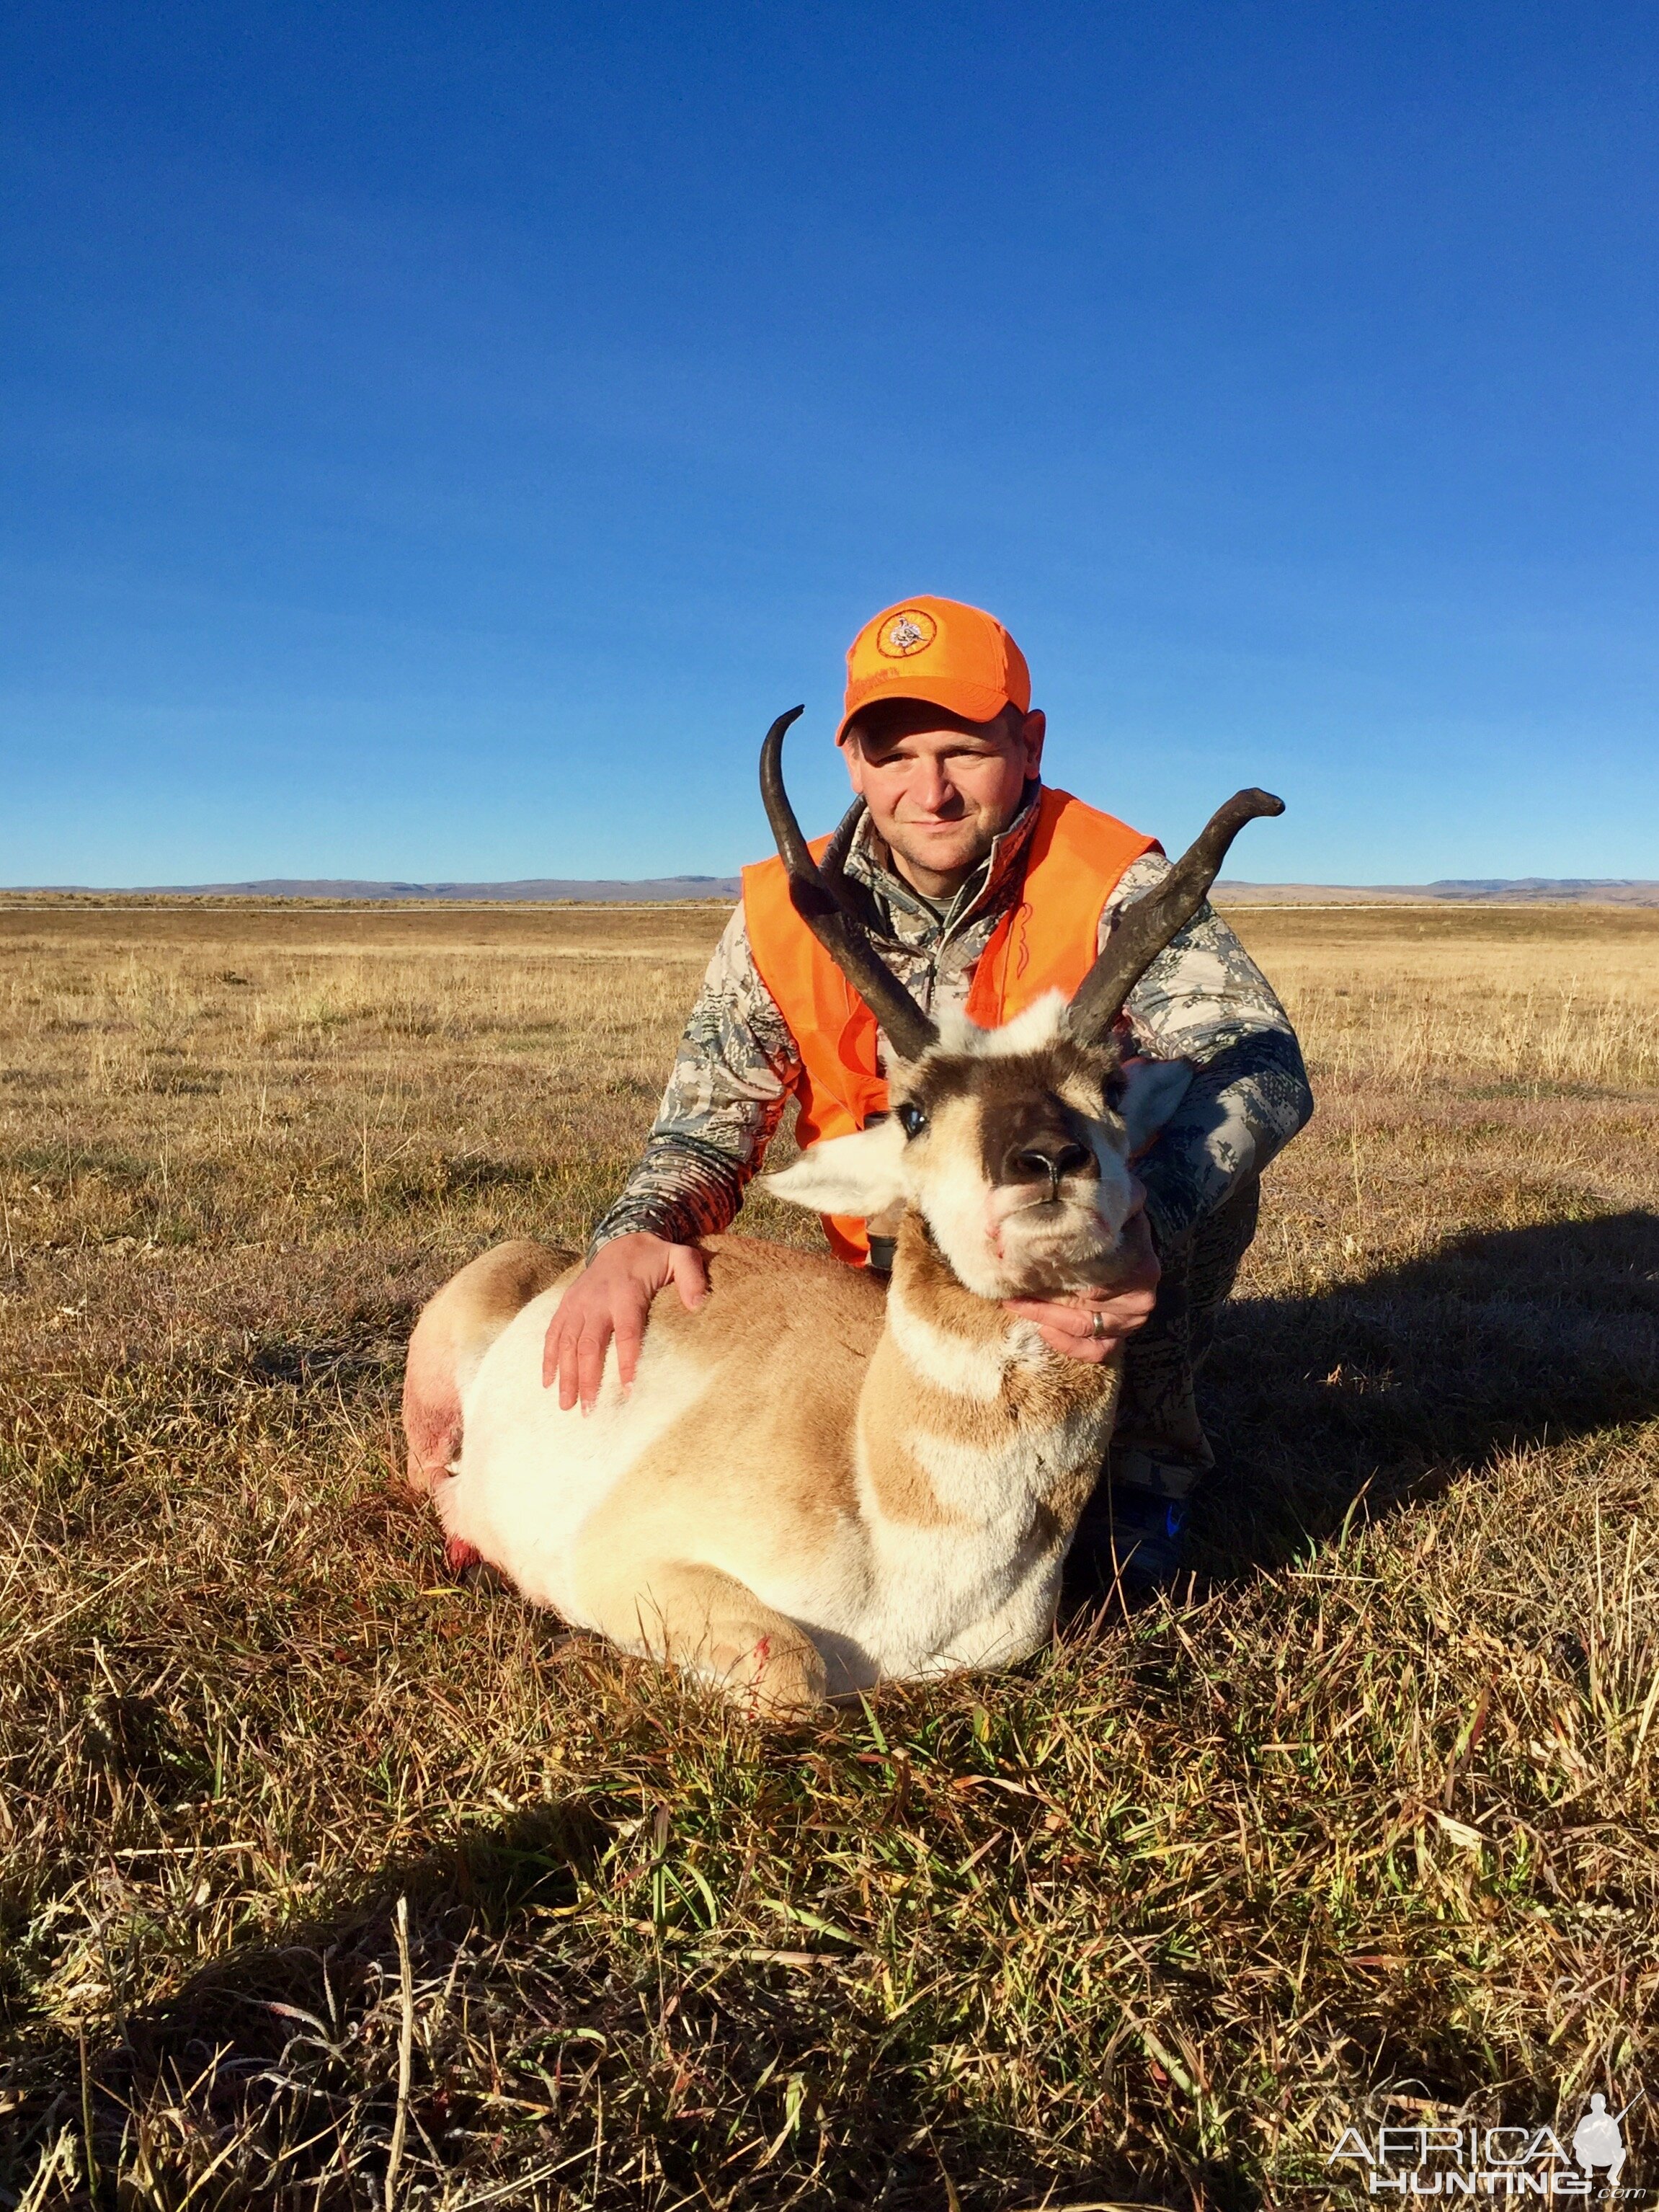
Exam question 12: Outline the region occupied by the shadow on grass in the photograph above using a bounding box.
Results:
[1193,1207,1659,1576]
[9,1799,610,2201]
[22,1798,1065,2212]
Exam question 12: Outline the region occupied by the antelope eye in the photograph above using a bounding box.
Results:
[896,1103,928,1139]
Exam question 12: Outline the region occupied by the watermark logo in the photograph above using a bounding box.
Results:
[1325,2096,1644,2197]
[1575,2099,1629,2188]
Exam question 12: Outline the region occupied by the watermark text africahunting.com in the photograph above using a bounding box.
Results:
[1326,2102,1644,2197]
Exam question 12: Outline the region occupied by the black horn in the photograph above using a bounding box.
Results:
[759,707,940,1064]
[1067,788,1286,1041]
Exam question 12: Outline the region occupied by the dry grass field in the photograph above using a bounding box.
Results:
[1,896,1656,2209]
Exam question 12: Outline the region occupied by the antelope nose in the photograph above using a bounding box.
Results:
[1013,1139,1093,1186]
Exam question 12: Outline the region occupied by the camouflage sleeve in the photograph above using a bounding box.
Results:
[586,903,800,1257]
[1103,852,1315,1249]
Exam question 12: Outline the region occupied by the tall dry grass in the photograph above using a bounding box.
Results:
[1,898,1656,2208]
[1274,921,1659,1092]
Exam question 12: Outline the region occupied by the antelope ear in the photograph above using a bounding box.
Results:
[763,1117,908,1216]
[1118,1055,1193,1155]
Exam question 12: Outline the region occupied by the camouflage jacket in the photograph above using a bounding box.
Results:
[589,785,1313,1260]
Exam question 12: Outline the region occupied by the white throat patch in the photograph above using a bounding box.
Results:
[886,1274,1013,1401]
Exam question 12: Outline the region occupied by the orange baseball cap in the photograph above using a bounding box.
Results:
[836,595,1031,744]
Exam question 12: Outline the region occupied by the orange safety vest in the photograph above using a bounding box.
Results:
[742,786,1158,1265]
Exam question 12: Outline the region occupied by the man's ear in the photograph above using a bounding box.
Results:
[842,730,868,797]
[1118,1055,1192,1156]
[1016,706,1046,780]
[763,1117,907,1217]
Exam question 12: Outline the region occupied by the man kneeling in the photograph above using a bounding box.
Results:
[546,597,1313,1587]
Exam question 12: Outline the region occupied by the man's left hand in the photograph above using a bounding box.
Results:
[1001,1206,1160,1364]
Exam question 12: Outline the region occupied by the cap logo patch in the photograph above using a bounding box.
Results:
[876,608,937,658]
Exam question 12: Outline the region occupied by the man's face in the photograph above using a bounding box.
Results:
[842,699,1046,894]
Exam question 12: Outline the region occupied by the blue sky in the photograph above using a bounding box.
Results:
[4,1,1657,886]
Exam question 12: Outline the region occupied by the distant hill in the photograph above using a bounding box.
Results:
[13,875,745,903]
[1214,879,1659,906]
[8,874,1657,907]
[1426,878,1659,902]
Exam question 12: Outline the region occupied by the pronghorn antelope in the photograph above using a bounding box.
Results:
[403,714,1283,1715]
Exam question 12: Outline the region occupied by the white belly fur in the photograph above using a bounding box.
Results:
[440,1286,718,1622]
[438,1284,1099,1688]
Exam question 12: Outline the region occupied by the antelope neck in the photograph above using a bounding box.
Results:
[884,1209,1121,1431]
[887,1212,1029,1370]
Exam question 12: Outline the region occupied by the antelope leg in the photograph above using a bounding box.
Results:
[587,1558,827,1720]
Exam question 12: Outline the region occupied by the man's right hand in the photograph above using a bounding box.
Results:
[542,1233,708,1414]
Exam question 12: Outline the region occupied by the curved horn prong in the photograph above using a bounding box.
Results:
[760,709,940,1065]
[1068,788,1286,1041]
[819,796,867,892]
